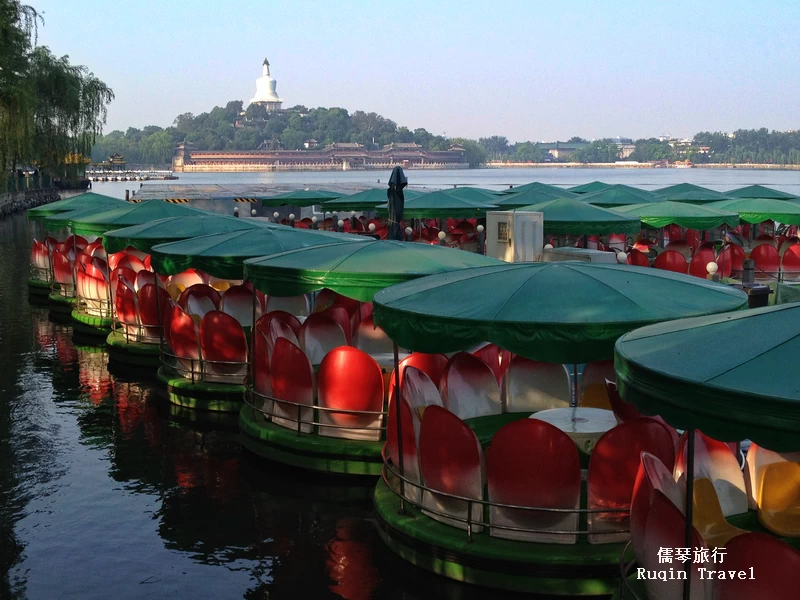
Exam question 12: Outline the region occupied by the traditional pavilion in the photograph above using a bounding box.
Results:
[249,58,283,111]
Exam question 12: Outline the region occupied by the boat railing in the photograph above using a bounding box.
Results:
[159,345,249,385]
[30,264,51,282]
[617,540,646,599]
[245,386,388,437]
[75,293,112,318]
[380,445,630,543]
[111,315,161,344]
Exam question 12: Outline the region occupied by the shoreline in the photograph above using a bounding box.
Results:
[484,162,800,171]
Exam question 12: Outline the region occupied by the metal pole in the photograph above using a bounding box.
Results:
[572,363,579,407]
[683,430,696,600]
[249,286,257,389]
[393,341,405,512]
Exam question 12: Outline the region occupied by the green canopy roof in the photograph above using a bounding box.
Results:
[615,303,800,451]
[375,190,498,219]
[44,204,129,232]
[515,197,642,235]
[569,181,613,195]
[615,201,740,230]
[499,181,572,196]
[657,190,731,204]
[321,188,423,212]
[70,200,205,237]
[27,192,123,221]
[579,184,659,207]
[262,189,343,207]
[244,240,503,302]
[726,184,797,200]
[705,198,800,225]
[654,183,714,196]
[103,215,263,254]
[372,262,747,364]
[492,187,574,209]
[149,225,367,280]
[442,187,500,202]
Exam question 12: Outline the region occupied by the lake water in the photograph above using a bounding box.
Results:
[2,167,798,599]
[96,167,800,200]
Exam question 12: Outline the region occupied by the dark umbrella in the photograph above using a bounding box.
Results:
[387,166,407,241]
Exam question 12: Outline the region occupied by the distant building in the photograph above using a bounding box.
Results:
[89,153,127,173]
[249,58,283,111]
[303,139,319,149]
[619,144,636,158]
[172,141,468,172]
[539,141,590,160]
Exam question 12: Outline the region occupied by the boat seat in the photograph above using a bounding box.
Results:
[318,347,384,441]
[504,356,570,412]
[387,394,421,503]
[692,477,747,548]
[579,360,615,410]
[169,268,206,289]
[266,294,310,317]
[675,430,748,517]
[487,419,580,543]
[269,337,314,433]
[419,406,485,532]
[178,283,220,310]
[587,418,675,544]
[630,452,686,568]
[744,443,800,509]
[642,491,712,600]
[220,284,262,328]
[439,352,501,420]
[388,353,449,404]
[353,315,394,356]
[166,283,184,302]
[652,249,688,274]
[715,532,800,600]
[167,303,201,377]
[402,366,446,420]
[199,311,248,384]
[758,461,800,537]
[266,318,300,363]
[470,343,510,385]
[319,305,352,346]
[137,283,166,343]
[299,312,347,365]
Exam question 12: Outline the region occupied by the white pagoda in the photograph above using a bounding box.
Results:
[249,58,283,111]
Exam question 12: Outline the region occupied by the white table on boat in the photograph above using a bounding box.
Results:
[529,407,617,455]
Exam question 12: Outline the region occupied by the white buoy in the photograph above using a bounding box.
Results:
[707,262,719,275]
[617,252,628,263]
[368,223,376,232]
[251,209,257,217]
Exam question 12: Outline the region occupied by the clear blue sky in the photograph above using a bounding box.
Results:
[32,0,800,142]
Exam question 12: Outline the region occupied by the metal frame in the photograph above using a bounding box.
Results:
[245,386,388,437]
[381,445,630,543]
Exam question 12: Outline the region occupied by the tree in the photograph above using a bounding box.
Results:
[478,136,509,158]
[1,2,113,184]
[450,138,487,167]
[571,140,620,163]
[567,136,588,143]
[510,142,547,162]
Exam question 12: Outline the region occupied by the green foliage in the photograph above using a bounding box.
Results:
[629,138,673,162]
[571,140,621,163]
[449,138,486,168]
[508,141,548,162]
[1,1,113,183]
